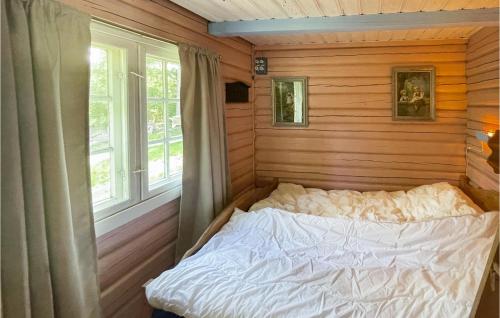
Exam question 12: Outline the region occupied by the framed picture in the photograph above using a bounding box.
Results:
[272,77,308,127]
[392,66,435,121]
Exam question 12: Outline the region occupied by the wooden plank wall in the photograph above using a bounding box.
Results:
[465,27,499,191]
[59,0,255,317]
[96,199,179,317]
[254,40,468,191]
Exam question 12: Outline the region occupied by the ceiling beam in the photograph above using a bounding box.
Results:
[208,8,499,36]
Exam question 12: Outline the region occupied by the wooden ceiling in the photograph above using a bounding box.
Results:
[171,0,499,21]
[244,26,482,46]
[171,0,499,45]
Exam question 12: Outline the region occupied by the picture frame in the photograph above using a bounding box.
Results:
[272,77,308,127]
[392,66,435,121]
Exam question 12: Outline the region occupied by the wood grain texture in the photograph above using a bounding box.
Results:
[170,0,499,21]
[241,27,482,46]
[466,27,499,191]
[459,175,499,211]
[95,198,180,318]
[254,41,469,191]
[57,1,255,317]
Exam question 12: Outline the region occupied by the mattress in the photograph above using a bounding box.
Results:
[146,206,498,317]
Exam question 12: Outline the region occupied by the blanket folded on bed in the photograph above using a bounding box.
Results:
[146,209,498,318]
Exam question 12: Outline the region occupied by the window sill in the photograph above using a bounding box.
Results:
[94,185,181,237]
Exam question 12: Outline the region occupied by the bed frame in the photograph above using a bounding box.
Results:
[182,179,279,260]
[180,176,498,317]
[459,176,499,317]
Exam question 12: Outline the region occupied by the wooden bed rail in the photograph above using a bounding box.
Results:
[182,179,279,260]
[458,175,499,318]
[459,175,499,211]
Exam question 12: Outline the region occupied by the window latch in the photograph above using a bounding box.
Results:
[130,71,144,79]
[132,169,145,174]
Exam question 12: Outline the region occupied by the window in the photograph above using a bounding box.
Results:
[89,22,182,224]
[89,44,129,211]
[143,53,182,196]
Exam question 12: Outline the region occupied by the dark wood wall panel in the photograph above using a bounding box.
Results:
[254,40,468,191]
[465,27,499,191]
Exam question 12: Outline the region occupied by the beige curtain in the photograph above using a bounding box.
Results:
[1,0,101,317]
[176,44,232,260]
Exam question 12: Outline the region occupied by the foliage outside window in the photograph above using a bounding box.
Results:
[89,22,181,222]
[89,45,128,210]
[145,56,182,190]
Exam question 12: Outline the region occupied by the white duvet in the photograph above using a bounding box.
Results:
[146,208,498,318]
[249,183,483,222]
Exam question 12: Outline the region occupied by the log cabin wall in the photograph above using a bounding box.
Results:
[465,27,499,191]
[96,199,180,317]
[254,40,469,191]
[60,0,254,317]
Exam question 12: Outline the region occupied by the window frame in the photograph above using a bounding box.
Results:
[90,28,140,222]
[139,44,182,200]
[89,21,182,226]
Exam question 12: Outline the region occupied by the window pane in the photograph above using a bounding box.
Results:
[146,57,164,98]
[167,63,180,99]
[145,54,181,192]
[147,100,167,186]
[147,101,165,142]
[90,152,112,203]
[169,140,182,176]
[168,101,182,138]
[148,143,165,184]
[89,43,129,212]
[90,47,108,96]
[89,100,110,152]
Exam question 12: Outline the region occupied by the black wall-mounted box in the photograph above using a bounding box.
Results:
[225,81,250,103]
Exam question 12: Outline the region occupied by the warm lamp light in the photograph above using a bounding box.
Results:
[475,131,491,142]
[472,129,500,174]
[486,130,499,174]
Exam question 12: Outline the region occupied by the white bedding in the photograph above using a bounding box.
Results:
[249,182,483,222]
[146,208,498,318]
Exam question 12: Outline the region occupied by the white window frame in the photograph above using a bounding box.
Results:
[139,45,182,199]
[90,21,182,230]
[90,29,140,222]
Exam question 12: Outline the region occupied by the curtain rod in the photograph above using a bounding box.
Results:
[91,18,178,46]
[90,18,223,59]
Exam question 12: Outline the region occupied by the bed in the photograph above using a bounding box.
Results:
[145,177,499,318]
